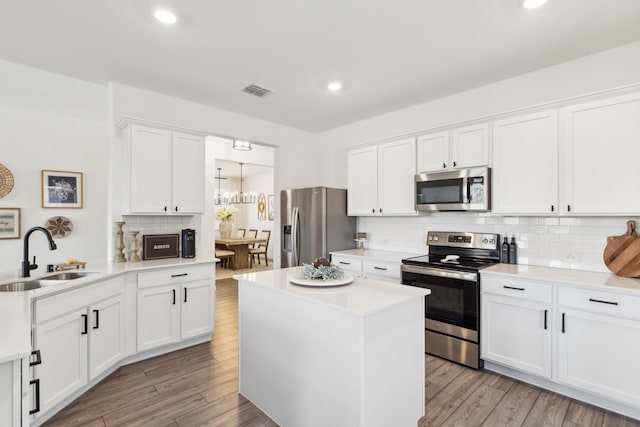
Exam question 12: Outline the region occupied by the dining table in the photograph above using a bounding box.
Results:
[215,237,267,270]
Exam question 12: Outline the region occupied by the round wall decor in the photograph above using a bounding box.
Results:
[257,193,266,220]
[0,163,15,199]
[45,216,73,237]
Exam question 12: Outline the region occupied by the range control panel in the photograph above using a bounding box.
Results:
[428,231,499,250]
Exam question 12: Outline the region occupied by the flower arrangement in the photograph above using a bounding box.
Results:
[301,257,345,280]
[216,205,238,221]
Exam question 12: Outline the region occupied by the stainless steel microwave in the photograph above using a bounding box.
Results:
[415,167,491,212]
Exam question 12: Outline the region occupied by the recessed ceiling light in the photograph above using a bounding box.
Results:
[521,0,548,9]
[154,9,177,24]
[328,82,342,92]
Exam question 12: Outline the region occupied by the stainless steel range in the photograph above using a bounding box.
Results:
[401,231,500,369]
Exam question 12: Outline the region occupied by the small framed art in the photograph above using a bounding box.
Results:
[0,207,21,239]
[42,170,83,208]
[268,194,275,221]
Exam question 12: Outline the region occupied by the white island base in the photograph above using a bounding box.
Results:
[235,268,430,427]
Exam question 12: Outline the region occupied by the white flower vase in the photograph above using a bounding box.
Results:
[219,219,233,239]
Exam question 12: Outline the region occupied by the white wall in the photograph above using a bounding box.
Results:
[317,41,640,273]
[0,60,108,274]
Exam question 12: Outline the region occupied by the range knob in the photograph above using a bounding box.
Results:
[482,238,488,244]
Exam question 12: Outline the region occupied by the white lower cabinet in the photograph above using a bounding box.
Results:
[482,271,640,417]
[32,277,124,421]
[137,265,215,352]
[558,288,640,408]
[330,252,404,283]
[330,255,363,278]
[481,276,552,379]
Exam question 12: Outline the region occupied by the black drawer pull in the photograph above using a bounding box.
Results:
[30,378,40,414]
[172,289,176,305]
[30,350,42,367]
[373,266,387,271]
[171,273,188,278]
[93,309,100,329]
[589,298,618,306]
[184,288,188,303]
[562,312,566,333]
[339,261,351,265]
[81,314,88,335]
[503,285,525,291]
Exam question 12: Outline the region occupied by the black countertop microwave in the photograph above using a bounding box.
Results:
[415,167,491,212]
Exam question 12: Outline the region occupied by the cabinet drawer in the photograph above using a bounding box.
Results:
[362,259,400,279]
[137,264,214,289]
[330,255,362,274]
[481,275,552,303]
[559,287,640,320]
[36,276,124,324]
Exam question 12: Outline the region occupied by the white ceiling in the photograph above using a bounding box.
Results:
[1,1,639,132]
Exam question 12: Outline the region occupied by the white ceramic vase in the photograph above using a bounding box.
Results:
[219,219,233,239]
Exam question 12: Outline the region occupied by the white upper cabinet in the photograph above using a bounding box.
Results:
[124,124,205,215]
[417,123,489,173]
[347,138,416,216]
[559,93,640,215]
[492,110,559,214]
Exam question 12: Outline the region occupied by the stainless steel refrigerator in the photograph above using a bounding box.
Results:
[281,187,356,267]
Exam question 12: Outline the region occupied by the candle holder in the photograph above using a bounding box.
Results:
[115,221,126,263]
[130,231,141,262]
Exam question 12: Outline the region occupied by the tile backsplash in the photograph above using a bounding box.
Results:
[357,214,640,273]
[118,215,199,260]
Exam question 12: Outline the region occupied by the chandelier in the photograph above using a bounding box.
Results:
[228,162,256,204]
[214,167,229,206]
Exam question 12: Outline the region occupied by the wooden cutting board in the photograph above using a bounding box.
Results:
[603,220,640,277]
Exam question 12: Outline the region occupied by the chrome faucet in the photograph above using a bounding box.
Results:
[22,227,57,277]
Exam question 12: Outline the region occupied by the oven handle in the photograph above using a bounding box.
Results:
[401,265,477,282]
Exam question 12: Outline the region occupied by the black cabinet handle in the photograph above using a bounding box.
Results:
[503,285,525,291]
[172,289,176,305]
[589,298,618,306]
[561,312,566,333]
[164,206,167,212]
[373,266,387,271]
[453,161,457,167]
[379,208,382,213]
[567,205,571,212]
[171,273,188,278]
[442,162,446,169]
[175,206,178,212]
[544,309,548,330]
[81,314,88,335]
[339,261,351,265]
[551,205,555,212]
[184,288,188,303]
[29,378,40,414]
[93,309,100,329]
[372,208,375,213]
[30,350,42,367]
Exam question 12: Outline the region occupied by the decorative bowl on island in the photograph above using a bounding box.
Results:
[289,257,354,287]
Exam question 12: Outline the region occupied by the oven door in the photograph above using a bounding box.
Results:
[401,265,479,336]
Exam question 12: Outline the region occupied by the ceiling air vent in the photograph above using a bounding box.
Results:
[242,84,272,97]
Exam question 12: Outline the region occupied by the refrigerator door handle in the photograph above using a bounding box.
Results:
[292,206,300,266]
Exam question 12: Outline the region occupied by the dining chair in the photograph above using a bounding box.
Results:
[215,249,235,269]
[236,228,246,238]
[249,230,271,267]
[246,229,258,239]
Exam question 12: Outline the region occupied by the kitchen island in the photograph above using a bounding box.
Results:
[234,267,430,427]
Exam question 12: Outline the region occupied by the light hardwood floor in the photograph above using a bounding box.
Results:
[45,278,640,427]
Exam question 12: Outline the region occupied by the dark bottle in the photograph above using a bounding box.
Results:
[501,237,510,263]
[509,237,518,264]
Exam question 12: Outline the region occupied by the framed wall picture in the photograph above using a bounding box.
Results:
[0,207,21,239]
[42,170,83,208]
[268,194,274,221]
[257,193,266,221]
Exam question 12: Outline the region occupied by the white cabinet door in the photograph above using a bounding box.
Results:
[378,138,416,215]
[88,295,124,380]
[330,255,362,277]
[347,146,378,216]
[450,123,489,169]
[129,125,172,213]
[558,308,640,407]
[481,294,552,379]
[416,131,449,172]
[492,110,558,214]
[560,93,640,214]
[181,280,214,340]
[137,285,180,352]
[172,132,205,214]
[35,308,88,416]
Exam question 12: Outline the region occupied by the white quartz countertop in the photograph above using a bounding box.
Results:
[483,263,640,294]
[330,249,422,262]
[0,256,216,364]
[234,267,429,316]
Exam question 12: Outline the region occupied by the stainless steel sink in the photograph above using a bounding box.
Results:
[42,271,97,280]
[0,281,42,292]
